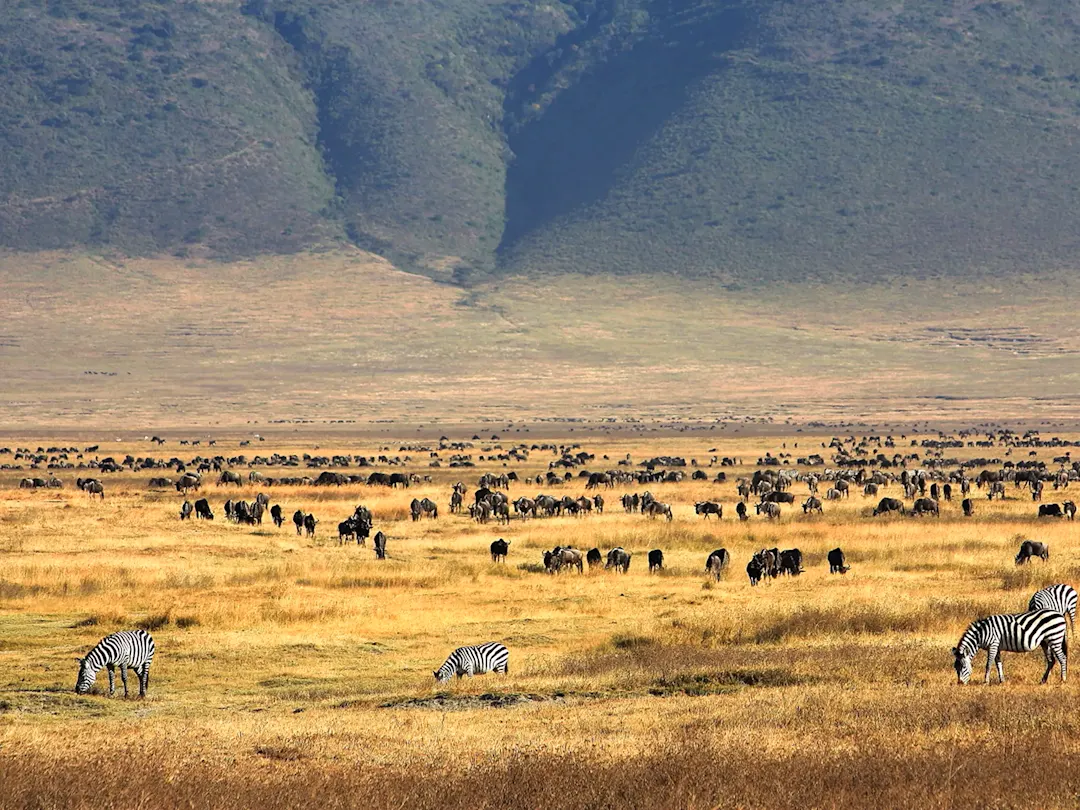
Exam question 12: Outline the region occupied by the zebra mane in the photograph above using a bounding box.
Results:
[955,623,983,658]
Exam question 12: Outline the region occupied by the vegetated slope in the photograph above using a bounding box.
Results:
[4,1,1080,282]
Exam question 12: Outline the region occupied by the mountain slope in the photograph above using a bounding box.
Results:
[3,1,1080,282]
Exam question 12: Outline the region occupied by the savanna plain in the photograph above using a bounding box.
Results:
[2,428,1080,809]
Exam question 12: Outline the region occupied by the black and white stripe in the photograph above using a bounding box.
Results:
[1029,584,1078,631]
[75,630,155,697]
[433,642,509,683]
[952,610,1067,685]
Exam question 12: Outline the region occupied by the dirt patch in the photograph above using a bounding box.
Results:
[380,692,570,710]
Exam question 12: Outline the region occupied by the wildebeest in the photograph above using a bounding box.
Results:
[779,549,803,576]
[605,547,631,573]
[179,501,193,520]
[388,473,410,489]
[761,491,795,504]
[547,547,584,574]
[490,538,510,563]
[863,483,879,497]
[873,497,905,517]
[802,496,823,514]
[338,518,358,543]
[643,501,673,521]
[1065,501,1077,521]
[148,477,173,489]
[1015,540,1050,565]
[449,490,464,513]
[586,548,602,568]
[705,549,729,580]
[593,495,604,514]
[373,531,387,559]
[194,498,213,520]
[218,471,242,487]
[962,498,975,517]
[695,501,722,519]
[755,501,780,520]
[648,549,664,573]
[1039,503,1064,518]
[943,483,952,501]
[825,488,841,500]
[747,558,764,586]
[303,514,318,538]
[911,497,939,517]
[82,480,104,500]
[754,548,780,579]
[175,473,201,494]
[736,502,748,521]
[987,481,1006,500]
[234,501,253,525]
[828,547,849,574]
[270,504,284,528]
[292,509,305,535]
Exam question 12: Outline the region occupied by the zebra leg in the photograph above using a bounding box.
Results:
[119,663,129,697]
[995,650,1005,684]
[139,665,149,697]
[984,645,996,684]
[1041,642,1057,684]
[107,664,116,696]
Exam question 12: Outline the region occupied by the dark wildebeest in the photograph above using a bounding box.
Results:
[736,501,748,521]
[1039,503,1065,519]
[761,491,795,504]
[270,504,283,528]
[1064,501,1077,521]
[410,498,422,521]
[490,538,510,563]
[987,481,1006,501]
[912,498,939,517]
[175,474,201,494]
[373,531,387,559]
[643,501,673,521]
[695,501,722,520]
[755,548,780,579]
[802,496,823,514]
[593,495,604,514]
[549,547,585,574]
[450,490,464,513]
[828,547,849,574]
[234,501,253,525]
[863,483,879,497]
[338,518,358,543]
[251,500,265,525]
[255,492,270,510]
[224,499,235,520]
[586,548,603,569]
[943,483,952,501]
[706,549,729,580]
[180,501,193,521]
[218,471,242,487]
[930,483,940,501]
[194,498,213,520]
[755,502,780,520]
[1015,540,1049,565]
[293,509,305,535]
[962,498,975,517]
[605,547,631,573]
[388,473,410,489]
[873,497,905,517]
[303,514,318,538]
[83,480,104,500]
[779,549,803,576]
[648,549,664,573]
[747,558,764,586]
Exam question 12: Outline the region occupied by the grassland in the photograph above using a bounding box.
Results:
[3,249,1080,429]
[2,429,1080,808]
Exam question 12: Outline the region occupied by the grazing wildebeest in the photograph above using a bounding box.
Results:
[930,483,940,501]
[410,498,422,521]
[825,488,841,500]
[873,497,905,517]
[605,547,631,573]
[303,514,318,538]
[292,509,305,535]
[695,501,722,520]
[648,549,664,573]
[736,501,748,521]
[912,497,939,517]
[1032,480,1044,501]
[779,549,803,576]
[338,518,357,543]
[755,548,780,579]
[388,473,410,489]
[1015,540,1050,565]
[755,502,780,520]
[828,547,849,574]
[255,492,270,510]
[802,496,823,514]
[962,498,975,517]
[373,531,387,559]
[835,480,850,498]
[863,483,879,497]
[586,547,602,568]
[234,501,253,525]
[175,474,201,494]
[1064,501,1077,521]
[643,501,673,521]
[548,547,585,574]
[747,558,764,586]
[224,499,235,520]
[621,494,634,513]
[179,501,193,520]
[270,504,283,527]
[251,500,265,525]
[1039,503,1065,518]
[194,498,213,520]
[762,491,795,504]
[943,483,952,501]
[218,471,242,487]
[706,549,729,580]
[490,538,510,563]
[83,480,104,500]
[987,481,1006,500]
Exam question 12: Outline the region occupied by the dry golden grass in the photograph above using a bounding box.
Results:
[2,430,1080,808]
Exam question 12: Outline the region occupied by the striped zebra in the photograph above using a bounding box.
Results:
[433,642,509,683]
[75,629,155,697]
[1029,584,1078,631]
[952,610,1067,685]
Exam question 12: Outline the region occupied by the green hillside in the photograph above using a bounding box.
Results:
[3,1,1080,282]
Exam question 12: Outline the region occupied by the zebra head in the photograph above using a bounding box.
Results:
[952,646,973,685]
[75,658,96,694]
[433,666,453,683]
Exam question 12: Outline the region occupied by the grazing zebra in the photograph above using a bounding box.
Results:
[1029,584,1078,632]
[75,629,155,698]
[433,642,509,682]
[952,610,1067,685]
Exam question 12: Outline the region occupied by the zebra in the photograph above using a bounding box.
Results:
[75,629,155,697]
[952,610,1067,685]
[433,642,509,683]
[1029,584,1078,632]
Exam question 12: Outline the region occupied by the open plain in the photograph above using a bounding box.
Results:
[2,427,1080,809]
